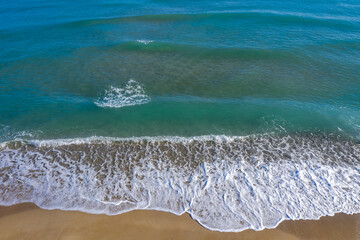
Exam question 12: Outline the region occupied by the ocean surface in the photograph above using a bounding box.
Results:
[0,0,359,232]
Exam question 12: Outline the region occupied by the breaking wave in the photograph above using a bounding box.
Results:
[0,134,359,232]
[136,40,154,45]
[0,125,41,141]
[94,80,150,108]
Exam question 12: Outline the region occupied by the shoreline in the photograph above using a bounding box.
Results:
[1,134,359,232]
[0,203,358,240]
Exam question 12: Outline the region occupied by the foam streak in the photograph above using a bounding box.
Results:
[0,134,359,231]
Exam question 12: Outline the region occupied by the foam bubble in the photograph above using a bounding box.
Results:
[94,80,150,108]
[0,134,359,232]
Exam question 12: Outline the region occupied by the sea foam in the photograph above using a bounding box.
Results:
[0,134,359,232]
[136,40,154,45]
[94,80,150,108]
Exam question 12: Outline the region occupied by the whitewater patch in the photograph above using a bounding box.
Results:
[94,80,150,108]
[136,40,154,45]
[0,134,359,232]
[0,124,42,142]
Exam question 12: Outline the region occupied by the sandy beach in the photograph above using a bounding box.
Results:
[0,203,358,240]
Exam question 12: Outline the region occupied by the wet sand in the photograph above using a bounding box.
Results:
[0,203,358,240]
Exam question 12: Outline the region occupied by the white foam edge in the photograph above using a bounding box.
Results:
[0,134,254,148]
[0,199,357,232]
[1,133,358,232]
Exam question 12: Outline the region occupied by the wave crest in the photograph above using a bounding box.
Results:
[136,39,154,45]
[94,80,150,108]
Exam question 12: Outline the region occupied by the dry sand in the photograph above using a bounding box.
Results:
[0,203,358,240]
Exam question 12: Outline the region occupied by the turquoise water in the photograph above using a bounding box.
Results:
[1,0,360,140]
[0,0,359,232]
